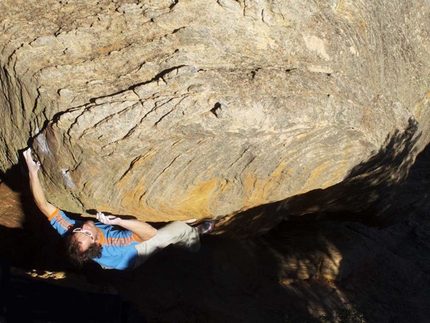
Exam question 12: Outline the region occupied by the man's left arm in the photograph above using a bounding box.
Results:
[96,212,157,241]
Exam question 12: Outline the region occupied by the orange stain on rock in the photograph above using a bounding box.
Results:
[305,162,330,188]
[242,164,287,209]
[328,150,352,186]
[176,178,221,218]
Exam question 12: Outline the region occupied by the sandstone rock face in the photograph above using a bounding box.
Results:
[1,0,429,233]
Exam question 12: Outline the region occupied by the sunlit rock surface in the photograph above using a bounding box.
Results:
[1,0,429,234]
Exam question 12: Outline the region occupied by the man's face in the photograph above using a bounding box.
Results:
[73,221,98,252]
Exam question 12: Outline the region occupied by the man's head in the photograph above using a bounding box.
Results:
[66,220,102,267]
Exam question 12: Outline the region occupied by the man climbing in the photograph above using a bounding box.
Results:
[22,147,215,270]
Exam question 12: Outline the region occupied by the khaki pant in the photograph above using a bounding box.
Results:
[132,221,200,269]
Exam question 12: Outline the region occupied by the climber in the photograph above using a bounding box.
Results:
[22,147,215,270]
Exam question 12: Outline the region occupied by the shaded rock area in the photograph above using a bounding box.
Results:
[0,143,429,322]
[0,261,124,323]
[1,0,430,234]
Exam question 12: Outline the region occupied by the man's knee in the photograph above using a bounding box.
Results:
[164,221,193,236]
[160,221,199,247]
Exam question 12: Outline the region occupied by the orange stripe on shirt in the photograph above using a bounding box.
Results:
[132,233,143,243]
[48,208,60,221]
[97,228,105,245]
[104,235,136,246]
[54,214,74,231]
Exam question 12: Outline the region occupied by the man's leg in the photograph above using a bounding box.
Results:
[133,221,200,268]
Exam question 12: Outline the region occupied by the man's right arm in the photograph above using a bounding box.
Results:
[23,148,57,218]
[96,212,157,241]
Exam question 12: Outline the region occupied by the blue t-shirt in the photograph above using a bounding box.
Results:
[48,209,143,270]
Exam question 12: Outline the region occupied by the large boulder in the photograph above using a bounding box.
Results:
[1,0,429,234]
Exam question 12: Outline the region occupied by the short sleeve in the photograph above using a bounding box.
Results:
[49,209,78,236]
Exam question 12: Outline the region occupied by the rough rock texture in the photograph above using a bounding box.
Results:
[1,0,430,233]
[1,145,430,322]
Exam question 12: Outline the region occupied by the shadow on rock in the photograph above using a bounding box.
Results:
[220,117,423,238]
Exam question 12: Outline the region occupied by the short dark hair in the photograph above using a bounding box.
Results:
[65,234,103,268]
